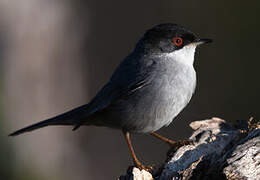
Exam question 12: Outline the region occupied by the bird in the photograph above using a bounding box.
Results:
[9,23,212,171]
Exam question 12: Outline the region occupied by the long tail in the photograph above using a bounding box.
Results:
[9,118,62,136]
[9,104,90,136]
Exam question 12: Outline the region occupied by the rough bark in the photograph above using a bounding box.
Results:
[119,117,260,180]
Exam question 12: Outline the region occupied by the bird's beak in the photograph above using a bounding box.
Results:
[193,38,213,46]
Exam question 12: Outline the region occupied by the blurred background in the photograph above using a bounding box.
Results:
[0,0,259,179]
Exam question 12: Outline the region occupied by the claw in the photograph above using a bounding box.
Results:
[135,162,154,173]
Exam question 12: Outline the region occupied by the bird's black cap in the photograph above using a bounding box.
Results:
[136,23,212,54]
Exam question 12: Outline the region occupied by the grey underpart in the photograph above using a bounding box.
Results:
[87,52,196,133]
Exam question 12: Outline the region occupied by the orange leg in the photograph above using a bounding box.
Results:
[123,131,152,171]
[151,132,191,147]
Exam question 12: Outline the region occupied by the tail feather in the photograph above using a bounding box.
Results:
[9,104,90,136]
[9,119,59,136]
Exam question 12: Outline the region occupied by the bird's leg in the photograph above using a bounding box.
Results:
[123,131,153,172]
[150,132,191,148]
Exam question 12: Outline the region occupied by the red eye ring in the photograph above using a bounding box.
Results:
[173,37,183,46]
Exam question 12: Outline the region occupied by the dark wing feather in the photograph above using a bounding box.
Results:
[72,54,152,130]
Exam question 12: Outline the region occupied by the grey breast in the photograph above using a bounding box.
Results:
[100,54,196,133]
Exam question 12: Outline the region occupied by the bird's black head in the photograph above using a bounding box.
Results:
[136,23,212,54]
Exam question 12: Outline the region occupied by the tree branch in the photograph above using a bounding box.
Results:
[119,117,260,180]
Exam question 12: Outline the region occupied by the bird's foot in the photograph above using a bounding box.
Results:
[150,132,193,148]
[134,162,155,173]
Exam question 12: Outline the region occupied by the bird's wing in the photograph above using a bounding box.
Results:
[72,55,152,130]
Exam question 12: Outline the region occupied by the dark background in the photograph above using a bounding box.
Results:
[0,0,259,179]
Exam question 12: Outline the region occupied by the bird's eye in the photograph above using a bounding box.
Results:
[173,37,183,46]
